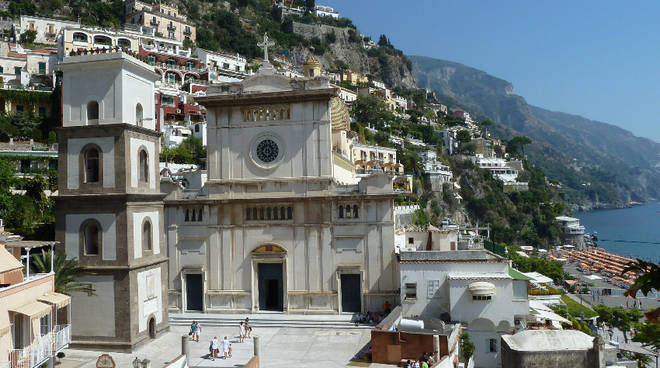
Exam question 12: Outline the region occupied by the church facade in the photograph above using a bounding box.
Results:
[163,58,400,314]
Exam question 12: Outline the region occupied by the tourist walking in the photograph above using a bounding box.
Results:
[210,336,219,361]
[190,320,201,342]
[245,318,252,338]
[222,336,231,359]
[239,322,245,343]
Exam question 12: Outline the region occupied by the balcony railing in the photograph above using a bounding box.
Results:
[10,333,52,368]
[183,28,192,35]
[150,20,160,26]
[53,324,71,353]
[167,24,176,31]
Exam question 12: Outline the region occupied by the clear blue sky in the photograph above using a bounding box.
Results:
[329,0,660,142]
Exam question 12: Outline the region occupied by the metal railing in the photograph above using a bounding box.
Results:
[53,324,71,353]
[9,333,52,368]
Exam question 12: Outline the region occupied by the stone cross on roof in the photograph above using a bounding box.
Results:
[257,33,275,62]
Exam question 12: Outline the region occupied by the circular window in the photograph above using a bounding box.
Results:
[256,139,279,163]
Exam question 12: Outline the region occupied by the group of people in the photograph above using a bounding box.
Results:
[188,318,254,361]
[404,352,436,368]
[354,300,392,326]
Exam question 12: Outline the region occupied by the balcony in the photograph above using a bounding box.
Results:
[53,324,71,353]
[150,20,160,26]
[167,24,176,31]
[183,28,192,35]
[10,333,52,368]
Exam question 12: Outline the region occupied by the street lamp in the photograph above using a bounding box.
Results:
[132,357,141,368]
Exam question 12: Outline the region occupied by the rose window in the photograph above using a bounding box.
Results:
[256,139,279,163]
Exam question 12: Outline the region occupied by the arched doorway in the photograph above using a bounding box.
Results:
[252,245,286,312]
[148,317,156,339]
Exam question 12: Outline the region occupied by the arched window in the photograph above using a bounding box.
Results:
[353,205,359,219]
[136,103,144,127]
[252,208,257,220]
[287,207,293,220]
[83,147,100,183]
[184,209,189,222]
[81,220,101,255]
[345,205,352,218]
[280,207,285,219]
[246,208,251,220]
[266,207,271,220]
[197,208,203,222]
[139,149,148,183]
[273,207,278,220]
[72,32,88,43]
[338,205,344,219]
[117,38,131,49]
[87,101,99,125]
[142,220,152,251]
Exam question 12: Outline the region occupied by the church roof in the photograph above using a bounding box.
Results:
[330,97,350,131]
[304,54,321,67]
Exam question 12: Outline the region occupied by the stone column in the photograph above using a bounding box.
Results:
[253,336,260,357]
[433,335,440,361]
[181,334,189,364]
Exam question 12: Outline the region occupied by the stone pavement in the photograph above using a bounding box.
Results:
[59,324,388,368]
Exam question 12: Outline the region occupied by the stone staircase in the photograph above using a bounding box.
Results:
[169,312,373,330]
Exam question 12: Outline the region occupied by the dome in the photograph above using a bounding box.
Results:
[468,281,496,296]
[304,54,321,67]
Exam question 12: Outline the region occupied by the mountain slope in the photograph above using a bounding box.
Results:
[410,55,660,208]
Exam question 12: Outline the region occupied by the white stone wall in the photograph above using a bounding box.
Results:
[122,69,156,128]
[133,211,160,259]
[129,137,156,190]
[18,16,80,44]
[137,267,163,332]
[399,261,508,317]
[66,137,115,189]
[207,100,332,181]
[449,278,525,326]
[64,213,117,260]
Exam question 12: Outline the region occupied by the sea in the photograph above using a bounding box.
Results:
[576,201,660,264]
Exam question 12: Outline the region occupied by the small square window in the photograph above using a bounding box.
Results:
[408,237,414,245]
[404,283,417,300]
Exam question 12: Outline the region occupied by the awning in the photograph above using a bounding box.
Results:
[9,301,51,319]
[468,281,496,296]
[38,292,71,308]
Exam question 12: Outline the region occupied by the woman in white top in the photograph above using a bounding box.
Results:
[239,322,245,343]
[210,336,219,361]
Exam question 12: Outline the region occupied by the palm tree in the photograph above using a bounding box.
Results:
[32,249,95,295]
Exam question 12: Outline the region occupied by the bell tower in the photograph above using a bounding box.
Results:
[55,51,168,351]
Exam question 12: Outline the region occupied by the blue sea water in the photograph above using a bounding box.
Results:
[576,202,660,263]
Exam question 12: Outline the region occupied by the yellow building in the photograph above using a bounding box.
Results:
[303,54,322,78]
[0,230,71,368]
[341,70,368,85]
[126,0,196,42]
[61,27,139,56]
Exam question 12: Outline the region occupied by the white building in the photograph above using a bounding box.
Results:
[555,216,586,249]
[162,56,399,314]
[399,250,530,368]
[421,150,452,191]
[16,15,80,45]
[192,48,248,83]
[313,5,339,18]
[476,156,528,191]
[335,85,357,104]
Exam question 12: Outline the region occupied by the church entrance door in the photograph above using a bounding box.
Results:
[185,274,203,311]
[258,263,283,311]
[341,274,361,313]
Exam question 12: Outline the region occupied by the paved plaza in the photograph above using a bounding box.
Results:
[58,323,387,368]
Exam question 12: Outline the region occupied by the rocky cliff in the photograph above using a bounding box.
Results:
[290,22,417,89]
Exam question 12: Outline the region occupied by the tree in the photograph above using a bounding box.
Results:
[456,130,471,143]
[196,28,219,51]
[47,131,57,145]
[633,321,660,350]
[20,30,37,45]
[507,136,532,156]
[32,249,95,295]
[378,34,390,47]
[459,333,475,363]
[610,307,642,343]
[305,0,315,10]
[623,259,660,323]
[351,95,394,125]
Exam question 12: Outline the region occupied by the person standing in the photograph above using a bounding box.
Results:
[210,336,219,361]
[245,318,252,338]
[222,336,231,359]
[191,320,201,342]
[239,322,245,343]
